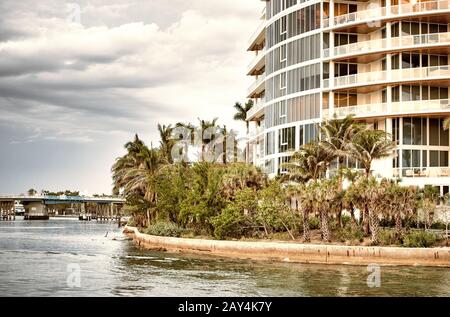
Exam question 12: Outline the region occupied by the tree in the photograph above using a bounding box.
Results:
[283,143,333,182]
[233,100,253,135]
[346,129,396,178]
[444,117,450,131]
[158,124,174,164]
[297,183,314,242]
[27,189,37,196]
[321,115,362,227]
[197,118,219,162]
[420,185,440,229]
[112,135,167,226]
[345,129,396,235]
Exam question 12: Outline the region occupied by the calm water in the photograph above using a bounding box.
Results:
[0,218,449,297]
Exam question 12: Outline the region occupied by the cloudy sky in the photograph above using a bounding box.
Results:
[0,0,262,195]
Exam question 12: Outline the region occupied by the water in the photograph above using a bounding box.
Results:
[0,218,449,297]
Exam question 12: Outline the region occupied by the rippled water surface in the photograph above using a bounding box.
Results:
[0,218,449,296]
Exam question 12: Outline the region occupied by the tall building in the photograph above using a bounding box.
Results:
[247,0,450,195]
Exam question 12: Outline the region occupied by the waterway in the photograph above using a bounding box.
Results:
[0,218,449,296]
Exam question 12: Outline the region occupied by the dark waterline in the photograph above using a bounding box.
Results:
[0,218,449,297]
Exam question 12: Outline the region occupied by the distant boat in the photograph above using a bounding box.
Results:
[14,201,25,215]
[79,214,92,221]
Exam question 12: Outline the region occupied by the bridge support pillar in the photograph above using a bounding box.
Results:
[0,202,15,221]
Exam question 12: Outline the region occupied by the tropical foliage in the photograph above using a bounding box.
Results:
[112,115,445,247]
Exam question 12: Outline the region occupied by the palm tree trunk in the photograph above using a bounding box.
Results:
[364,205,370,235]
[321,210,330,242]
[370,210,380,245]
[246,121,250,164]
[146,209,151,226]
[222,135,227,164]
[302,208,311,242]
[395,213,403,240]
[350,202,357,228]
[201,143,205,162]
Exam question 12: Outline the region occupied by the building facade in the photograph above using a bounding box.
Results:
[247,0,450,195]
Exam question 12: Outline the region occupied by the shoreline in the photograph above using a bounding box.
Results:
[124,226,450,267]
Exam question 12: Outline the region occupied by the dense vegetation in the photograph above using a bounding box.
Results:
[113,114,449,248]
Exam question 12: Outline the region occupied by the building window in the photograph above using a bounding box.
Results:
[304,123,318,144]
[279,127,296,153]
[429,119,449,146]
[278,156,292,174]
[265,131,276,155]
[402,117,425,145]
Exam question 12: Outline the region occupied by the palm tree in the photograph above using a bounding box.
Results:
[444,117,450,130]
[112,135,167,226]
[346,129,396,178]
[321,115,362,225]
[298,183,315,242]
[283,143,333,182]
[174,122,196,164]
[345,128,395,235]
[157,124,174,164]
[197,117,219,162]
[233,100,254,135]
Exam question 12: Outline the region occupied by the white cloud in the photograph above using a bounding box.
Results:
[0,0,263,193]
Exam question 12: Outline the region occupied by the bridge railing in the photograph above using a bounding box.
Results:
[0,195,126,203]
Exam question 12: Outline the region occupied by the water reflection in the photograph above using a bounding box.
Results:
[0,219,449,296]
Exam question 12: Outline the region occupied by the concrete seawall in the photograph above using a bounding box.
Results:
[124,226,450,267]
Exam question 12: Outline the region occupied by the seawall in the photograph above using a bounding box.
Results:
[124,226,450,267]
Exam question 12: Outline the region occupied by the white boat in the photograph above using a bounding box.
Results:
[14,201,25,215]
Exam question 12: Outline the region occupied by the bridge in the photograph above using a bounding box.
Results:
[0,195,126,221]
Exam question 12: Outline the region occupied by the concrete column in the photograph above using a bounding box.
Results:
[110,203,114,222]
[330,0,335,27]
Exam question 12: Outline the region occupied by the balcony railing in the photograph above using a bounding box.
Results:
[247,124,265,141]
[247,47,266,73]
[247,73,266,96]
[248,20,266,47]
[323,0,450,29]
[324,99,450,118]
[394,167,450,178]
[324,32,450,59]
[324,65,450,89]
[246,97,266,120]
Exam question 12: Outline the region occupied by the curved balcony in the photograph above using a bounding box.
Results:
[246,98,265,121]
[324,32,450,59]
[247,73,266,98]
[247,47,266,75]
[324,65,450,90]
[248,20,266,51]
[323,0,450,30]
[323,99,450,119]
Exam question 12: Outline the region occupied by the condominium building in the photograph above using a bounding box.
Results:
[246,0,450,195]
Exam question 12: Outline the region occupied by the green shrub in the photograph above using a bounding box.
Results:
[309,216,320,230]
[379,229,397,246]
[431,221,447,230]
[341,215,352,227]
[336,225,364,243]
[210,188,257,240]
[145,221,184,238]
[402,230,438,248]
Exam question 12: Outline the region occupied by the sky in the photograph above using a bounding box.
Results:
[0,0,262,195]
